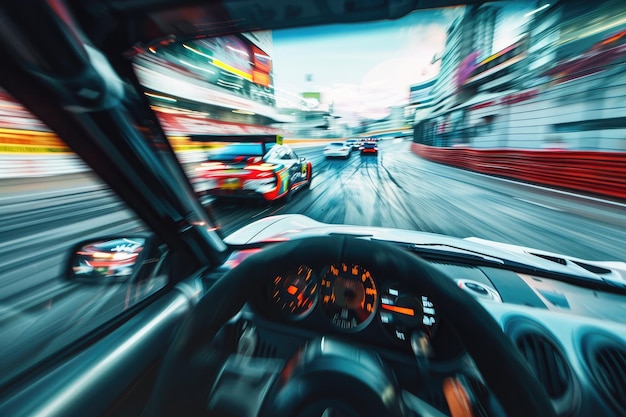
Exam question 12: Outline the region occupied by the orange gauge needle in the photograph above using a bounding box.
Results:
[381,304,415,316]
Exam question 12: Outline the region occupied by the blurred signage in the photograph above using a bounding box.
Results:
[252,45,272,73]
[0,128,70,153]
[135,65,284,120]
[558,4,626,59]
[253,70,271,87]
[456,52,480,90]
[469,100,497,111]
[479,43,516,66]
[302,92,321,100]
[0,91,51,132]
[250,44,272,87]
[0,90,72,153]
[469,89,540,110]
[464,36,529,86]
[501,89,539,105]
[545,31,626,85]
[156,111,280,136]
[242,31,274,56]
[198,36,253,80]
[302,92,321,109]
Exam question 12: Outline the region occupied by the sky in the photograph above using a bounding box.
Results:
[269,2,533,123]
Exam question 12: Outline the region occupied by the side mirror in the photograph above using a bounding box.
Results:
[66,235,161,283]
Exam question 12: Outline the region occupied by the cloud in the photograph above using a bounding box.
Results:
[320,23,448,119]
[272,13,456,121]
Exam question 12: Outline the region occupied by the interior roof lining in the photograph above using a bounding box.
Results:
[72,0,496,54]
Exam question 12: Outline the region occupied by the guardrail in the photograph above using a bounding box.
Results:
[411,143,626,200]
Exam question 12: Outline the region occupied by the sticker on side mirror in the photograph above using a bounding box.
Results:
[70,237,146,281]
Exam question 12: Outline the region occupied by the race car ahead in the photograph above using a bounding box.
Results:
[323,141,351,158]
[191,135,313,202]
[360,141,379,155]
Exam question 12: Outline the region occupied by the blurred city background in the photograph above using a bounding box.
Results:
[2,1,626,176]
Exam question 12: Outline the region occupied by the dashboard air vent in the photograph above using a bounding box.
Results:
[587,343,626,415]
[515,332,571,399]
[506,319,580,417]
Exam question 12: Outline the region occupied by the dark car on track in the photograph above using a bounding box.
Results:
[1,2,626,417]
[360,141,379,155]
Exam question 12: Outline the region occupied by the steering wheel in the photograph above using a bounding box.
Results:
[148,235,556,417]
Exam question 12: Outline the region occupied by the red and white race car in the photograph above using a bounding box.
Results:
[191,135,313,202]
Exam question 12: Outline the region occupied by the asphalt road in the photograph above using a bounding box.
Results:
[2,139,625,299]
[2,139,626,298]
[215,140,626,261]
[1,139,625,384]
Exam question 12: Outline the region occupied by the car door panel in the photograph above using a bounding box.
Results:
[0,275,204,417]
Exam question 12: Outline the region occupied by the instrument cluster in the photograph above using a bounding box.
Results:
[268,262,439,348]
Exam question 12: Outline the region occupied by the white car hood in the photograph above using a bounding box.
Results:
[225,214,626,288]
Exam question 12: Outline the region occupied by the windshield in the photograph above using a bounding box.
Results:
[131,0,626,259]
[2,0,626,394]
[207,143,266,161]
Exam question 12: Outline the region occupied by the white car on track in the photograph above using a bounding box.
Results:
[323,142,351,159]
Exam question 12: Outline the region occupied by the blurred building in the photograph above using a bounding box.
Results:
[268,90,345,138]
[149,33,276,107]
[411,3,501,124]
[520,0,626,150]
[406,79,436,124]
[413,0,626,151]
[410,4,502,146]
[472,6,499,62]
[420,16,462,116]
[525,0,626,86]
[131,29,337,141]
[363,106,409,136]
[271,107,340,138]
[409,79,436,107]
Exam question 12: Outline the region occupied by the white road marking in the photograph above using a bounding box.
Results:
[467,170,626,208]
[252,206,272,218]
[514,197,563,211]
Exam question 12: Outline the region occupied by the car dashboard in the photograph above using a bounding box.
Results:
[207,243,626,417]
[251,262,441,352]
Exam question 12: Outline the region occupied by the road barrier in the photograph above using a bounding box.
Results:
[411,143,626,200]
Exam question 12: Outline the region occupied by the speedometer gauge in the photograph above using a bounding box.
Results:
[270,265,318,319]
[320,263,378,331]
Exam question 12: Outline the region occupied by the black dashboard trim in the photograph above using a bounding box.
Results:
[479,266,547,308]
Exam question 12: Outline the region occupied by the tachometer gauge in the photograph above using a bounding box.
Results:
[320,263,378,331]
[270,265,318,319]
